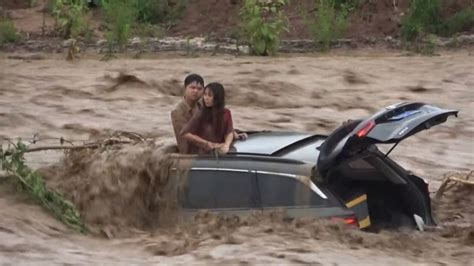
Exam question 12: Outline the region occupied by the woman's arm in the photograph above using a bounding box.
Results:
[218,109,235,154]
[218,131,234,154]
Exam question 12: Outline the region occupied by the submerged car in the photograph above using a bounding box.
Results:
[169,102,458,229]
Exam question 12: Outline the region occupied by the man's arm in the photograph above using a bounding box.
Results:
[171,110,183,136]
[171,109,189,152]
[233,130,248,140]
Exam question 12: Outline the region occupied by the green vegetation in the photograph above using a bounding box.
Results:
[50,0,90,39]
[333,0,360,10]
[134,0,188,26]
[402,0,473,41]
[306,0,349,51]
[438,7,474,37]
[101,0,189,56]
[400,0,473,55]
[401,0,441,42]
[102,0,137,49]
[239,0,289,56]
[0,19,20,46]
[1,140,86,233]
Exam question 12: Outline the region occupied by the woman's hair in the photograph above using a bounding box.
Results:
[205,82,225,109]
[201,82,226,139]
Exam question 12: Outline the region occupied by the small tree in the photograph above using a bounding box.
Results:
[240,0,289,56]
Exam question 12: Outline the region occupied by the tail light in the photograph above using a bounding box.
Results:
[331,216,358,227]
[356,120,375,138]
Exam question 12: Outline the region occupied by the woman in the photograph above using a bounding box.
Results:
[180,82,234,154]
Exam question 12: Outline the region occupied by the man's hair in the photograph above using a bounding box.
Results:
[184,74,204,87]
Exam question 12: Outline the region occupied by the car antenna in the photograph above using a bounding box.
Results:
[385,141,400,157]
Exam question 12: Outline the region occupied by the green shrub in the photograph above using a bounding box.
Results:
[102,0,138,49]
[401,0,441,41]
[306,0,348,51]
[438,7,474,37]
[0,19,20,46]
[240,0,289,56]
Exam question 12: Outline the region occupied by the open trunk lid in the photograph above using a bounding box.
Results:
[317,102,458,177]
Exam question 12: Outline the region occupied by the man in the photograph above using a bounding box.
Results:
[171,74,205,154]
[171,74,247,154]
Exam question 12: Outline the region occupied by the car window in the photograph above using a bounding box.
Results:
[184,170,258,209]
[257,173,329,207]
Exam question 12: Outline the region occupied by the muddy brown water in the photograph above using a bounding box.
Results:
[0,51,473,264]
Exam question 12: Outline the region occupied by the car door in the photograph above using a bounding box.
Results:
[182,168,260,215]
[256,172,353,219]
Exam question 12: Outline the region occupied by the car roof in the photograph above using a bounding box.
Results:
[232,131,313,155]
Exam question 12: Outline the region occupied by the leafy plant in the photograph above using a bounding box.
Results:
[240,0,289,56]
[306,0,349,51]
[401,0,441,42]
[1,140,86,233]
[0,19,20,46]
[102,0,138,50]
[50,0,90,39]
